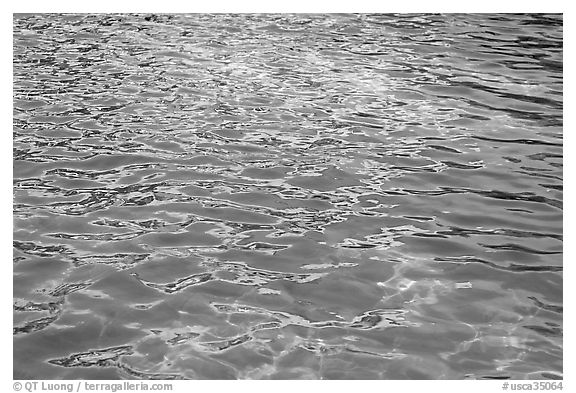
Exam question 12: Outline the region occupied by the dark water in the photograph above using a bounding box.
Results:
[13,14,563,380]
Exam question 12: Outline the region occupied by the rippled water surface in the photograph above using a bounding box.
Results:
[13,14,563,380]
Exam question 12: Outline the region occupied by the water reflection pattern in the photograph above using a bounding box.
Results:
[14,14,562,379]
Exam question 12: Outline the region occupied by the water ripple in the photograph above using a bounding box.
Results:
[14,13,562,380]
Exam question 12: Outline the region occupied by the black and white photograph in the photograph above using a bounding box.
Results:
[12,6,564,384]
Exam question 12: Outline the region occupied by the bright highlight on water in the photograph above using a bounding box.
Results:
[13,14,562,380]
